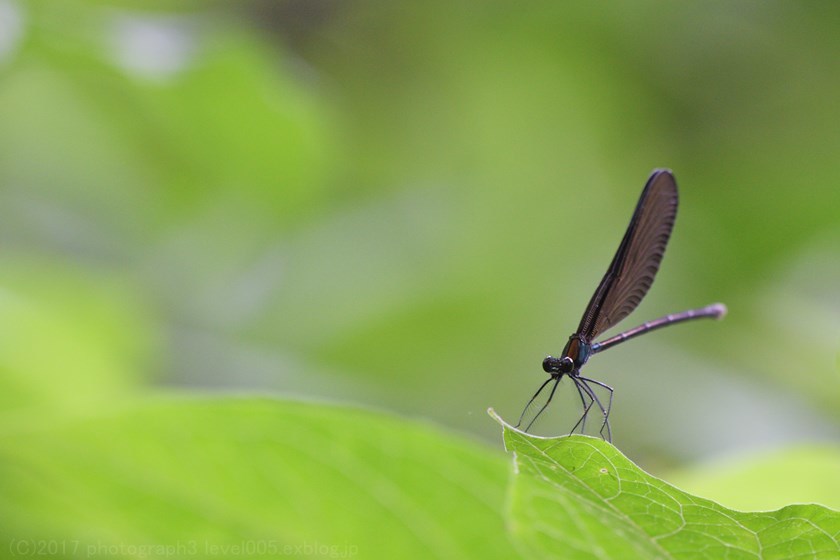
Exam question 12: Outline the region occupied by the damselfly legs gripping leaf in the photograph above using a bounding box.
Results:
[517,170,726,441]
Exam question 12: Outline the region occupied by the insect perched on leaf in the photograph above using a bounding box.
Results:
[517,170,726,441]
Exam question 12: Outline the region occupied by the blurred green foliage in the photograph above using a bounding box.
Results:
[0,0,839,556]
[1,399,519,559]
[670,444,840,512]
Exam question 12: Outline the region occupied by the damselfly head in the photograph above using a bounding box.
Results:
[542,355,574,376]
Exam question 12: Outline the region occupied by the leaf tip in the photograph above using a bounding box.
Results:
[488,407,524,431]
[486,407,504,425]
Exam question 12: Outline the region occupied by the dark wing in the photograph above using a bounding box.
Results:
[576,169,678,340]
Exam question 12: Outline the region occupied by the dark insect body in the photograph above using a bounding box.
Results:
[517,170,726,440]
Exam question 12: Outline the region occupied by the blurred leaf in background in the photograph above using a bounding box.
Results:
[669,444,840,512]
[0,399,520,559]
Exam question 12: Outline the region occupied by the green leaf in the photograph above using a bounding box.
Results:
[668,445,840,512]
[0,398,522,560]
[0,258,151,416]
[490,409,840,560]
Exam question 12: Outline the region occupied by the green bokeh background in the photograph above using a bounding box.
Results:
[1,0,838,475]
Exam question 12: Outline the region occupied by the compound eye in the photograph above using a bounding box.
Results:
[560,356,575,374]
[542,356,557,373]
